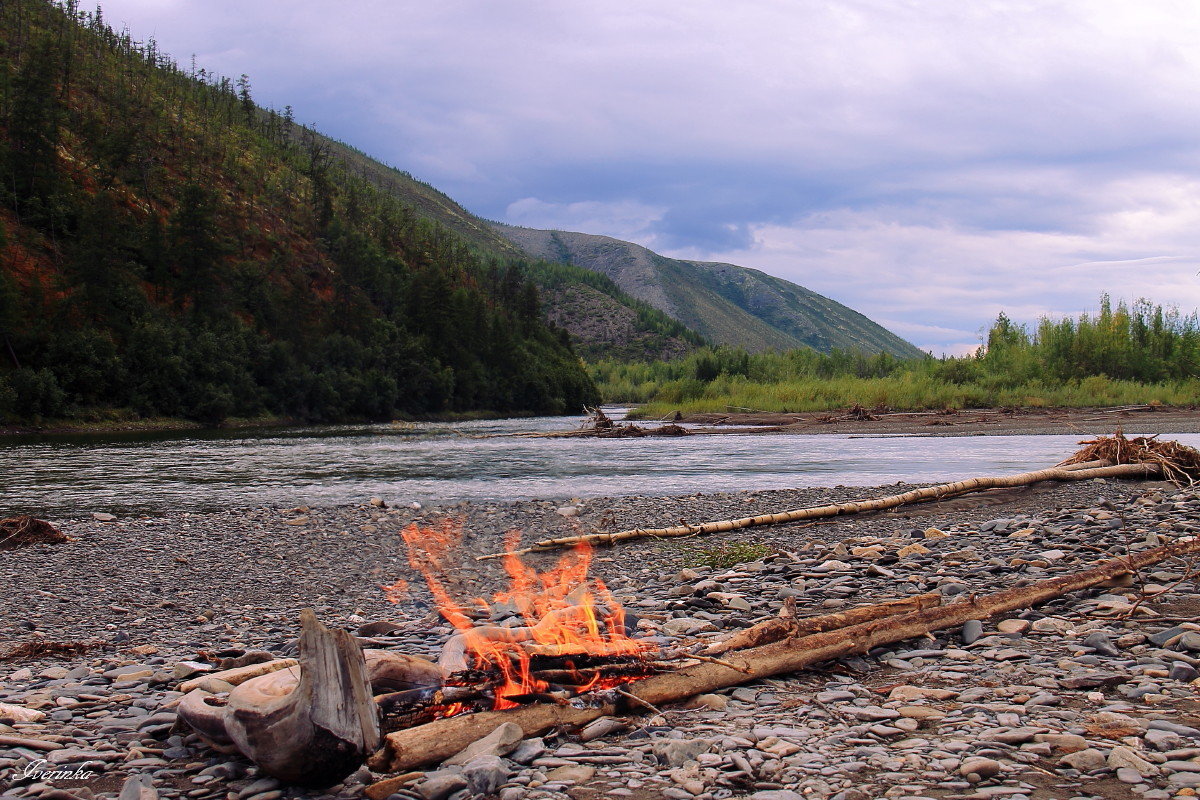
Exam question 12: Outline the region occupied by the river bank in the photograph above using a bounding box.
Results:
[4,476,1200,800]
[7,404,1200,440]
[674,405,1200,438]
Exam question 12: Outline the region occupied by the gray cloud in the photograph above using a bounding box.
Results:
[97,0,1200,353]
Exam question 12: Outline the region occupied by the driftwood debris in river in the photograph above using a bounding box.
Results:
[375,535,1200,774]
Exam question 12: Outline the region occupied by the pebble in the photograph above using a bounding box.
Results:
[5,479,1200,800]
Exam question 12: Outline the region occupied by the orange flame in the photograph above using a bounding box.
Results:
[394,520,649,709]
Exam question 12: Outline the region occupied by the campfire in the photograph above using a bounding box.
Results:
[173,520,668,787]
[169,512,1200,791]
[380,519,659,723]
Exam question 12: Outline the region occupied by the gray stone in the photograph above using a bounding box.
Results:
[462,755,509,796]
[1179,632,1200,652]
[444,721,523,766]
[1116,767,1145,784]
[652,737,713,767]
[119,775,157,800]
[1170,662,1199,682]
[959,757,1002,780]
[750,792,805,800]
[1148,719,1200,737]
[1107,745,1159,776]
[543,764,595,783]
[1059,748,1107,771]
[236,779,280,799]
[1148,625,1188,646]
[416,772,468,800]
[1082,632,1121,657]
[509,737,545,765]
[961,620,984,645]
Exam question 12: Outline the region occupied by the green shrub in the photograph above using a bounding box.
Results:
[684,542,772,569]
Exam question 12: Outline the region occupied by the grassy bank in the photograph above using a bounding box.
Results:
[626,373,1199,419]
[598,297,1200,418]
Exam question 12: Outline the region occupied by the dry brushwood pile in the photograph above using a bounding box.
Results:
[0,516,65,550]
[1062,431,1200,486]
[3,437,1200,800]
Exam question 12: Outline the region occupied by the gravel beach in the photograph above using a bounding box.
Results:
[3,476,1200,800]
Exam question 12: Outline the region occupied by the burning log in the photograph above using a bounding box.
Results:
[374,536,1200,773]
[478,459,1160,558]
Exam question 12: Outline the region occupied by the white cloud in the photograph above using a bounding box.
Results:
[677,172,1200,351]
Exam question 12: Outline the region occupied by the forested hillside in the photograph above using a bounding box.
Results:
[0,0,597,424]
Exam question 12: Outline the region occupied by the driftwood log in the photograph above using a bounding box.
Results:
[478,459,1156,558]
[702,591,942,655]
[375,535,1198,773]
[225,610,379,786]
[176,611,381,787]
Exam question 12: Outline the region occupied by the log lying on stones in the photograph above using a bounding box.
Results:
[702,592,942,655]
[375,535,1198,773]
[178,658,298,693]
[478,460,1156,558]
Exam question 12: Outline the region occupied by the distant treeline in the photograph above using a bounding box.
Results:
[597,296,1200,415]
[0,0,596,424]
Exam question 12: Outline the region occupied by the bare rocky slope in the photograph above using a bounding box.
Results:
[490,225,924,358]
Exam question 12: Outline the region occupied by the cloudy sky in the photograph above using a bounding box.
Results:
[96,0,1200,354]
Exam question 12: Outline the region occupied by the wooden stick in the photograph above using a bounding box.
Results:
[702,592,942,655]
[177,658,299,693]
[478,461,1154,559]
[376,535,1196,773]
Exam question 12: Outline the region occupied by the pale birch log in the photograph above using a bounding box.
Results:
[478,461,1154,559]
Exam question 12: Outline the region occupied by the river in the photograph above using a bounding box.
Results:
[3,411,1195,518]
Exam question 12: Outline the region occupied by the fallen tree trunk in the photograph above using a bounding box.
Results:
[479,460,1155,559]
[376,535,1198,773]
[702,592,941,655]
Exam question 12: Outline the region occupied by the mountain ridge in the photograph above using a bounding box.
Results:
[295,134,922,360]
[490,224,924,358]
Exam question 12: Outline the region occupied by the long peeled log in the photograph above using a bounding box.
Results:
[478,460,1156,558]
[378,535,1197,773]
